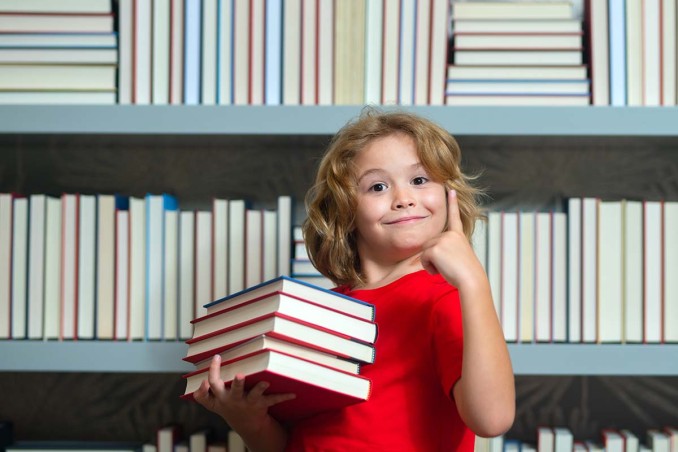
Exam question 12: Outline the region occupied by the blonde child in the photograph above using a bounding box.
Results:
[194,109,515,451]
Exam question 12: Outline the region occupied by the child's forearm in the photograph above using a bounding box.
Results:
[455,276,515,437]
[237,418,289,452]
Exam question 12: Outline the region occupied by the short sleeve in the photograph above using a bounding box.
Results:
[429,288,464,396]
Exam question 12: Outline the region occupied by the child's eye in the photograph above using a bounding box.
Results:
[412,176,429,185]
[369,182,387,192]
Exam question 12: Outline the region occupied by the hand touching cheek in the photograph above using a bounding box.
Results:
[420,190,486,291]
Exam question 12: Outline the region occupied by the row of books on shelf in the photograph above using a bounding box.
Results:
[180,275,376,422]
[477,426,678,452]
[0,0,118,105]
[0,192,294,342]
[473,197,678,345]
[446,1,591,106]
[2,193,678,344]
[0,421,248,452]
[0,0,449,105]
[445,0,678,107]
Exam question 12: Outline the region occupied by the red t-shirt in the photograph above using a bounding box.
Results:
[285,270,474,452]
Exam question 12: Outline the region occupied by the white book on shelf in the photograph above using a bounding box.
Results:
[0,194,10,338]
[262,209,278,281]
[453,33,582,50]
[581,197,598,343]
[644,200,662,343]
[115,208,130,340]
[626,0,643,105]
[551,212,567,343]
[621,430,640,452]
[250,0,265,105]
[602,430,625,452]
[282,0,301,105]
[27,194,46,340]
[201,0,218,105]
[11,196,28,339]
[179,211,196,339]
[648,430,670,452]
[397,0,416,106]
[518,211,535,343]
[500,212,518,342]
[452,19,582,34]
[164,208,179,340]
[129,196,146,340]
[43,196,61,340]
[184,0,202,105]
[447,64,588,80]
[217,0,233,105]
[534,212,552,342]
[60,194,79,340]
[228,430,247,452]
[152,0,171,104]
[0,0,112,12]
[471,216,487,271]
[245,209,263,288]
[642,0,661,106]
[77,194,96,340]
[553,428,573,452]
[663,201,678,342]
[381,0,400,105]
[156,425,181,452]
[587,0,609,105]
[195,211,213,318]
[118,0,133,104]
[567,197,582,342]
[598,200,623,343]
[487,211,502,320]
[265,0,282,105]
[363,0,383,105]
[452,1,574,20]
[454,50,583,66]
[277,195,293,277]
[537,426,555,452]
[212,198,229,300]
[413,0,431,105]
[96,194,115,340]
[608,0,627,106]
[229,199,246,294]
[0,13,114,33]
[317,0,334,105]
[189,429,212,452]
[232,0,250,105]
[300,0,317,105]
[134,0,152,104]
[428,0,450,105]
[661,0,676,106]
[170,0,185,104]
[622,199,643,343]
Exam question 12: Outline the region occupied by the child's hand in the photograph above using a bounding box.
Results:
[193,355,296,436]
[420,189,485,290]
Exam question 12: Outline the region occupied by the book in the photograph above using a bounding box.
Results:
[452,19,582,34]
[0,13,114,33]
[191,291,377,344]
[0,64,117,90]
[11,196,28,339]
[586,0,610,105]
[0,0,112,12]
[181,349,372,422]
[446,80,590,95]
[184,313,376,365]
[454,50,583,66]
[204,275,374,320]
[192,334,360,374]
[447,64,587,80]
[453,33,583,50]
[451,2,574,20]
[446,93,589,106]
[27,194,46,339]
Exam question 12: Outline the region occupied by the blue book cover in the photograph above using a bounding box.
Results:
[608,0,627,106]
[184,0,202,104]
[265,0,282,105]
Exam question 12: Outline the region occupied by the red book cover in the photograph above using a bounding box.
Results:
[181,349,372,422]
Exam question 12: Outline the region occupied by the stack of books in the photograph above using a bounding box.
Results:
[180,276,376,422]
[0,0,118,104]
[446,0,589,106]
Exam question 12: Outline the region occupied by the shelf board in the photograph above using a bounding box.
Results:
[0,105,677,136]
[1,342,676,374]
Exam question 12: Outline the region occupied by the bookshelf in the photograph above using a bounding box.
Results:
[2,104,678,442]
[1,105,678,136]
[1,342,677,375]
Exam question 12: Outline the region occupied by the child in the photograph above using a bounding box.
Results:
[193,109,515,451]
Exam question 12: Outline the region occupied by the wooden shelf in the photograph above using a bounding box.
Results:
[1,105,677,136]
[1,341,676,375]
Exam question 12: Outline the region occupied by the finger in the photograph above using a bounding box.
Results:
[264,392,297,408]
[207,355,226,397]
[247,380,271,400]
[447,189,464,233]
[193,378,211,404]
[229,373,246,398]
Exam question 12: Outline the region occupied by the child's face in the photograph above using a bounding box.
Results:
[352,132,448,265]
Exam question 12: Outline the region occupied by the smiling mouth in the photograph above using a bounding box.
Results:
[385,216,426,225]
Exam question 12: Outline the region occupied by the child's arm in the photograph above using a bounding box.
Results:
[193,354,296,452]
[420,189,515,437]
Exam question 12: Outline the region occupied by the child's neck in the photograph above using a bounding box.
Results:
[356,254,424,290]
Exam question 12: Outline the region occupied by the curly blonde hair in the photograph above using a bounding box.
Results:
[302,108,484,288]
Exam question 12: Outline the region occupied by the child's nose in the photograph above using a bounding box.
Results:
[392,188,416,209]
